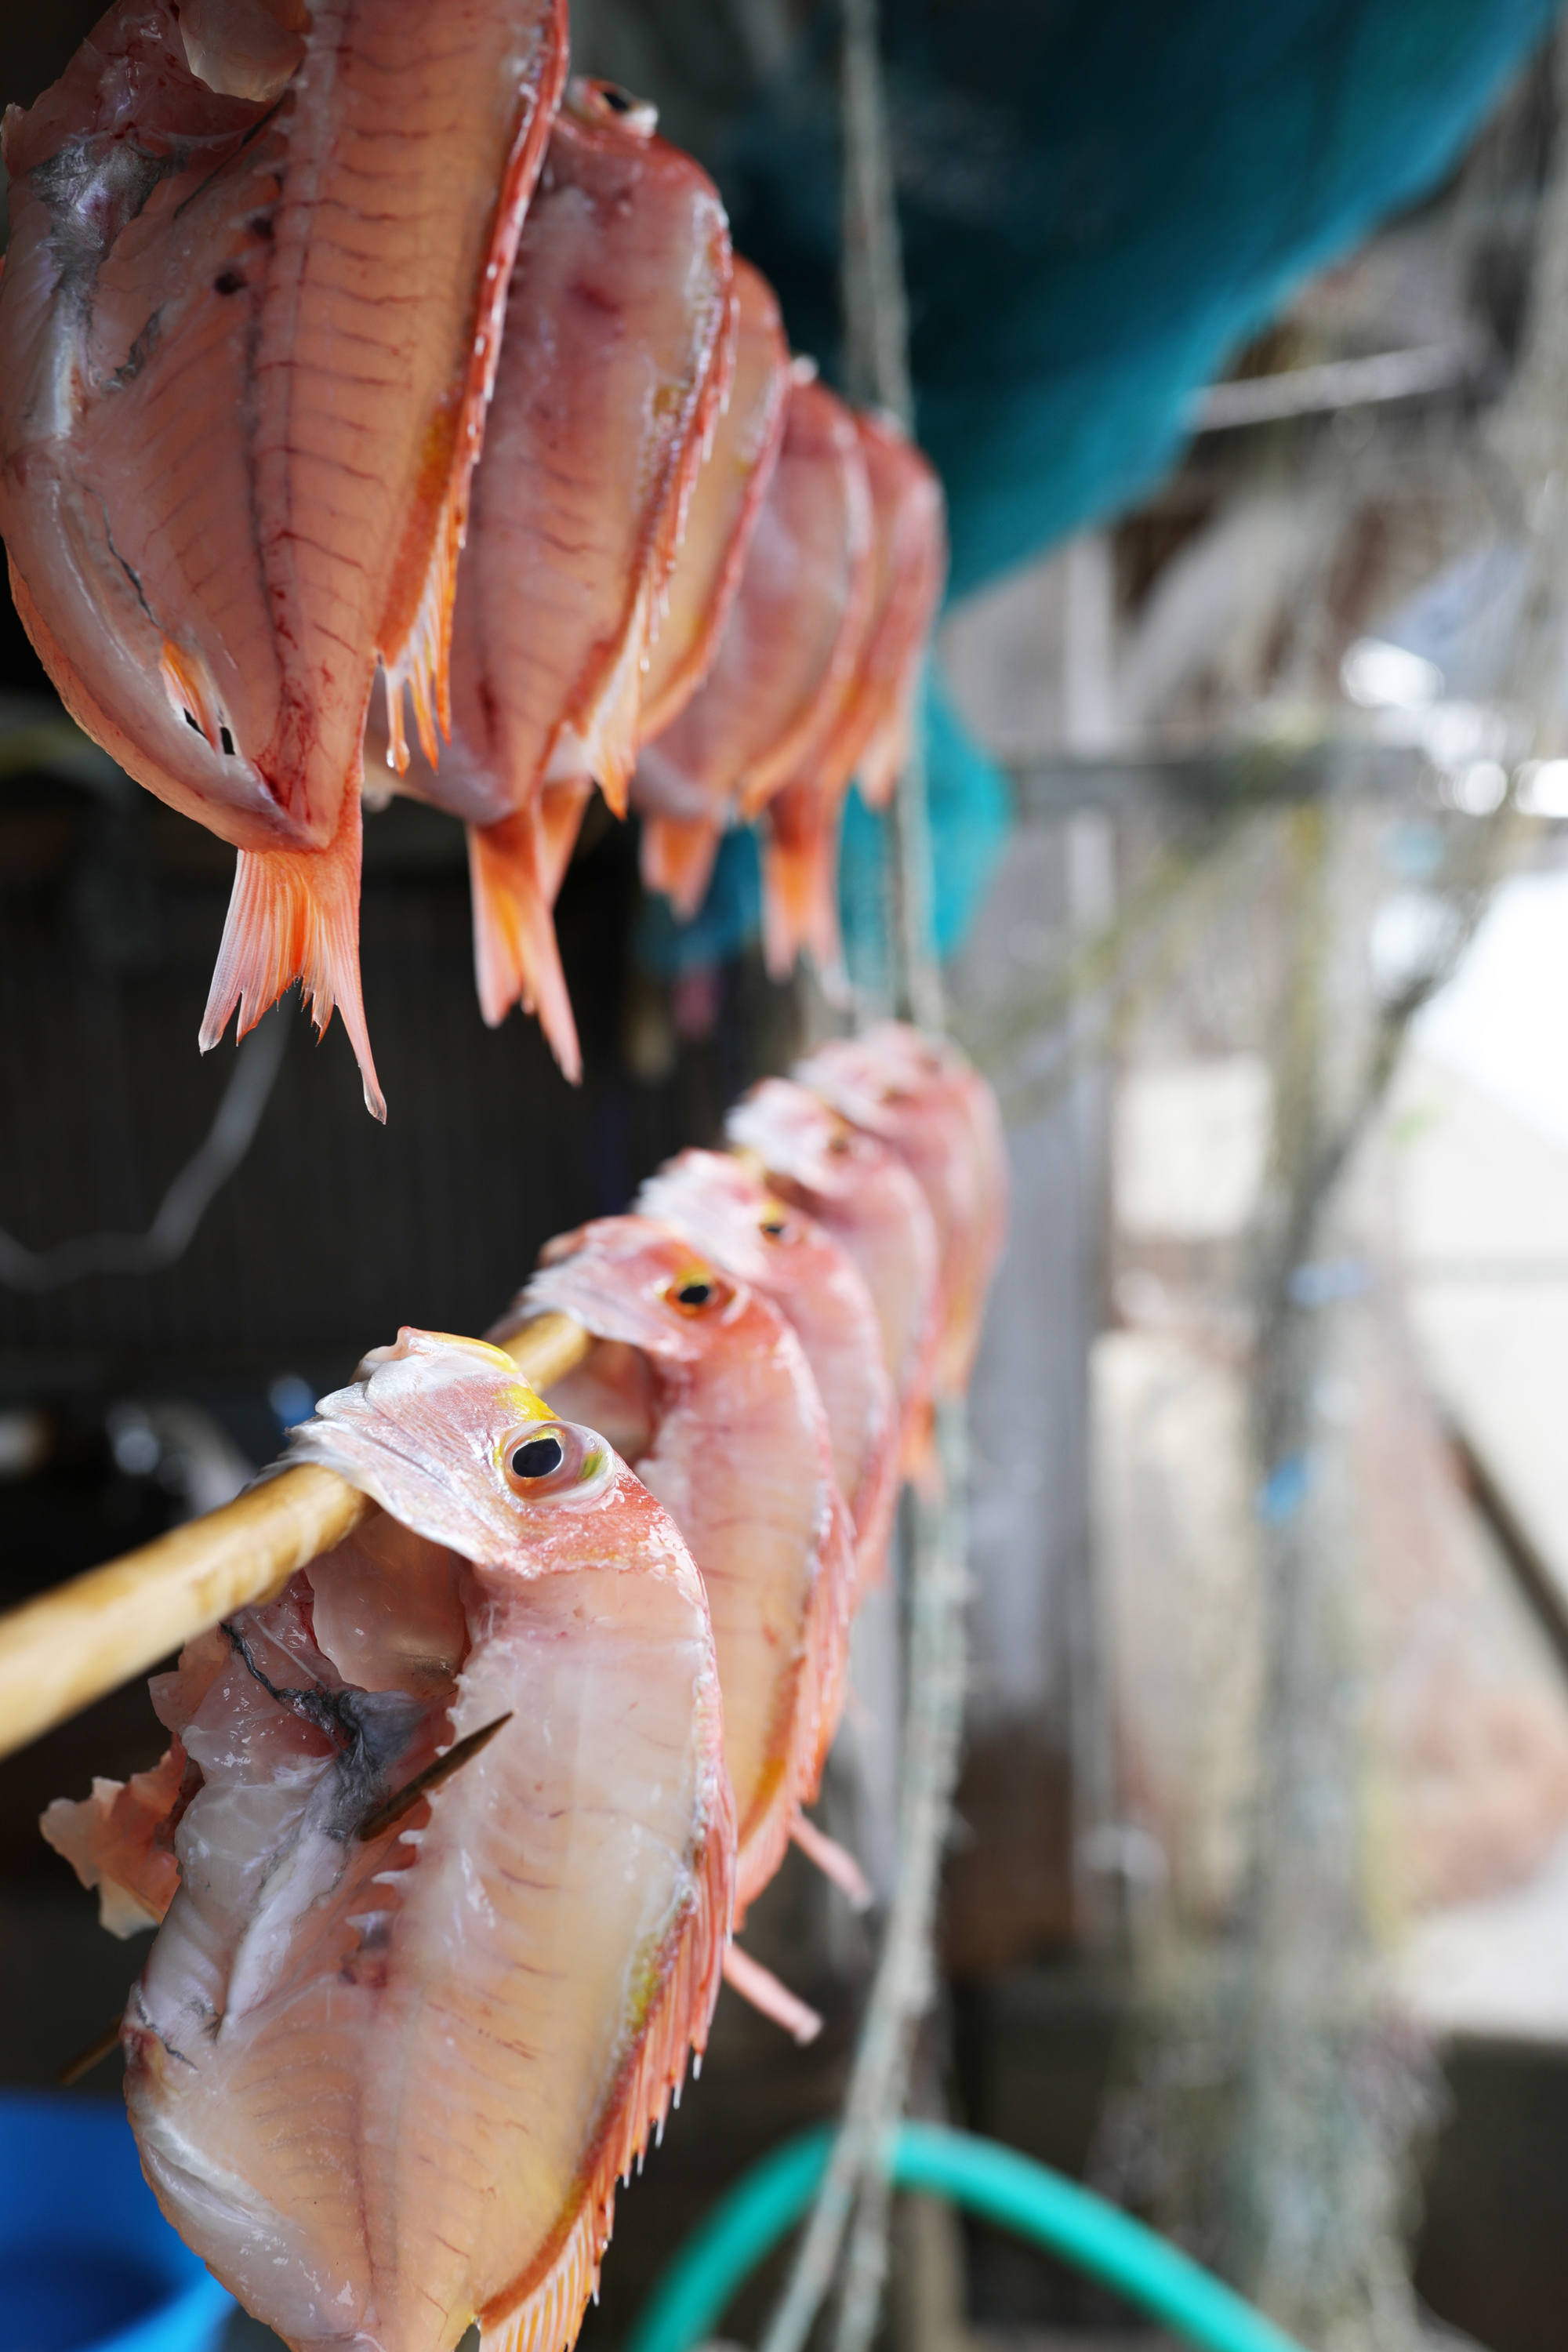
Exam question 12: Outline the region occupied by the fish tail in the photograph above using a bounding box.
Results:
[467,814,583,1083]
[761,782,844,982]
[535,780,593,906]
[640,814,720,920]
[199,789,384,1120]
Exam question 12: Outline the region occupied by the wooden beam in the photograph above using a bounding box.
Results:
[0,1312,590,1762]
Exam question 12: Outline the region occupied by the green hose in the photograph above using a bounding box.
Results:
[624,2121,1305,2352]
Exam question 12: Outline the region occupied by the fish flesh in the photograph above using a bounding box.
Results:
[510,1217,855,1918]
[796,1023,1008,1394]
[0,0,567,1115]
[636,258,790,745]
[372,80,734,1080]
[635,1147,897,1598]
[633,369,874,922]
[760,414,948,979]
[45,1330,731,2352]
[725,1074,942,1460]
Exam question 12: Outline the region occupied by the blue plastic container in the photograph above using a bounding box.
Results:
[0,2091,232,2352]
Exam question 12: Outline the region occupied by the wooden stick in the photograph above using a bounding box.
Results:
[0,1312,589,1764]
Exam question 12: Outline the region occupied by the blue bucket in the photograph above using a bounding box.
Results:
[0,2091,232,2352]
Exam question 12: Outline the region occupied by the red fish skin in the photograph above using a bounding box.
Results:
[637,257,791,744]
[632,371,874,921]
[103,1330,731,2352]
[0,0,567,1115]
[635,1149,898,1599]
[797,1024,1010,1395]
[507,1218,856,1916]
[376,83,733,1076]
[725,1076,943,1464]
[758,415,949,980]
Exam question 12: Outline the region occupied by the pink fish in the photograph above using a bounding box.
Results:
[509,1218,855,1921]
[45,1330,731,2352]
[796,1023,1009,1393]
[635,1148,898,1599]
[724,1075,942,1465]
[760,414,948,978]
[636,257,791,744]
[369,80,734,1080]
[0,0,567,1116]
[633,370,874,922]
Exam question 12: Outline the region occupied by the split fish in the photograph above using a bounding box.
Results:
[633,369,874,924]
[725,1073,942,1460]
[371,79,733,1080]
[0,0,567,1116]
[635,1147,897,1599]
[760,415,948,980]
[508,1217,855,1922]
[796,1023,1008,1394]
[45,1329,731,2352]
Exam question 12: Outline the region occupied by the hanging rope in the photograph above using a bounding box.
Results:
[760,9,967,2348]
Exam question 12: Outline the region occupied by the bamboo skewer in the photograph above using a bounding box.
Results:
[0,1311,590,1765]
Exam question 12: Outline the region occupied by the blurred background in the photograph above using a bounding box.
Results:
[7,2,1568,2348]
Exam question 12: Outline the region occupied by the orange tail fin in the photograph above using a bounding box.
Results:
[199,788,383,1120]
[762,782,844,982]
[641,814,721,920]
[467,812,583,1083]
[535,779,594,906]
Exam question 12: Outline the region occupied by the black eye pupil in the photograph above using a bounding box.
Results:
[601,83,633,111]
[677,1281,712,1307]
[760,1221,786,1239]
[510,1434,564,1479]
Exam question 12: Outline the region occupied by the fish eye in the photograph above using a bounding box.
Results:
[508,1431,564,1481]
[566,77,658,136]
[759,1215,793,1243]
[664,1269,731,1316]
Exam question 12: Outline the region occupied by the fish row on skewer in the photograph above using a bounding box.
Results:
[43,1019,1007,2352]
[0,0,948,1115]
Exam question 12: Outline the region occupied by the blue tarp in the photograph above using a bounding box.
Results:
[649,0,1559,972]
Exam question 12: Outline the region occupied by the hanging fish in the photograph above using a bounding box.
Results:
[795,1023,1009,1394]
[636,258,791,745]
[0,0,567,1116]
[509,1218,855,1926]
[725,1075,942,1460]
[368,79,734,1080]
[760,414,948,980]
[635,1148,898,1599]
[45,1330,732,2352]
[633,368,874,924]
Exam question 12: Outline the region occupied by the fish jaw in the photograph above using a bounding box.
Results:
[633,372,875,834]
[521,1218,855,1915]
[637,257,791,742]
[725,1076,944,1438]
[420,90,731,848]
[122,1331,732,2352]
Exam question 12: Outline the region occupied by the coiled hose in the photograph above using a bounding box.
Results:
[625,2121,1305,2352]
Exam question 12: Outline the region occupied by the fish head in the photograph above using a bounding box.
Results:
[285,1329,642,1575]
[524,1214,757,1367]
[637,1147,848,1300]
[725,1075,892,1204]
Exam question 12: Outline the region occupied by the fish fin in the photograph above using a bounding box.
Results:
[199,787,384,1120]
[790,1806,873,1910]
[377,7,568,773]
[467,814,583,1083]
[721,1944,823,2044]
[481,1759,734,2352]
[535,779,594,906]
[761,782,844,984]
[543,579,650,819]
[640,814,721,920]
